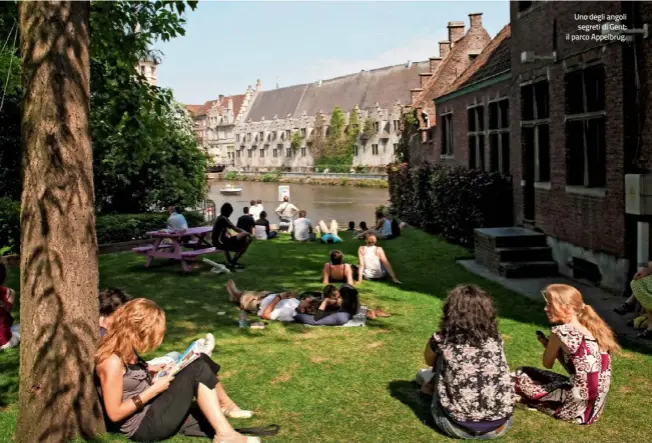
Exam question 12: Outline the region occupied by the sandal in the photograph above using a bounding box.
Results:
[614,303,635,315]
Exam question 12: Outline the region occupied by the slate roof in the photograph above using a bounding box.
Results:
[441,25,511,96]
[244,61,430,122]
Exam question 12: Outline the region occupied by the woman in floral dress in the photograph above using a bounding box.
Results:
[514,284,620,424]
[417,284,514,439]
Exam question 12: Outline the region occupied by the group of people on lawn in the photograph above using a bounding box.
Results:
[0,205,622,441]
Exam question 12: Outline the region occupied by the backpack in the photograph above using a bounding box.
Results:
[391,218,401,238]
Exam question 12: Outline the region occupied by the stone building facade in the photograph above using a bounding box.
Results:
[432,25,511,172]
[408,13,493,163]
[507,0,652,291]
[137,56,159,86]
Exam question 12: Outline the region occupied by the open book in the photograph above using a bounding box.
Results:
[155,340,201,379]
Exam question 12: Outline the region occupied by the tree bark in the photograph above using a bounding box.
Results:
[17,1,103,442]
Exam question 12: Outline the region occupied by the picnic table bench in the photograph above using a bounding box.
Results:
[132,226,222,273]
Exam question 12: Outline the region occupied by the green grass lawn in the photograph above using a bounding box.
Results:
[1,229,652,442]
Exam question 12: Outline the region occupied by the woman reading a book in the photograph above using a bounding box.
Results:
[95,298,260,443]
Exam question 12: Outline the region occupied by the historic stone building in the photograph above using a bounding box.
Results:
[138,55,159,86]
[407,13,493,163]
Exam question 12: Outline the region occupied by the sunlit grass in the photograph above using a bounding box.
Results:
[1,230,651,442]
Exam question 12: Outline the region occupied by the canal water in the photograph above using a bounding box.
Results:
[207,180,390,225]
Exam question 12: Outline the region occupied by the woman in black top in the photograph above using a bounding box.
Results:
[211,203,252,269]
[314,284,359,321]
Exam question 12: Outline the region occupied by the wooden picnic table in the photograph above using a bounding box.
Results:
[132,226,220,273]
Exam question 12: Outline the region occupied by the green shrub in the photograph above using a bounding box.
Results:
[0,199,206,252]
[387,163,513,247]
[224,171,242,180]
[261,173,280,182]
[0,198,20,255]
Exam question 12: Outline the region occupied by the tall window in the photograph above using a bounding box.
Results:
[259,131,264,140]
[372,144,379,155]
[521,80,550,182]
[248,150,252,158]
[300,128,306,137]
[565,64,606,188]
[246,133,251,142]
[468,106,485,170]
[393,120,400,132]
[301,147,307,157]
[236,150,241,158]
[393,143,399,153]
[489,100,510,173]
[285,148,292,158]
[273,148,278,158]
[285,129,291,138]
[440,113,453,156]
[259,149,265,158]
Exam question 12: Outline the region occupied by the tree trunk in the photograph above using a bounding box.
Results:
[17,2,103,442]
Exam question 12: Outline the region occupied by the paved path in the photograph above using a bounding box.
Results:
[458,260,651,350]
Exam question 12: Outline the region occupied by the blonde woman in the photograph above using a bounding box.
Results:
[95,299,259,443]
[514,284,620,425]
[356,233,400,284]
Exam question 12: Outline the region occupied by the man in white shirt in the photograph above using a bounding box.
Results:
[166,206,188,231]
[249,199,261,221]
[292,210,315,242]
[225,280,315,322]
[275,196,298,222]
[253,199,264,220]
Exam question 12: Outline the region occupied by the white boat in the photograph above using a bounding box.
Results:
[220,184,242,195]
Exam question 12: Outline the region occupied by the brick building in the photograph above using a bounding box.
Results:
[408,13,493,163]
[432,25,511,172]
[506,0,651,292]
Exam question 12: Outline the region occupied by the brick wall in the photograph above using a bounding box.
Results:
[510,1,629,258]
[435,80,511,168]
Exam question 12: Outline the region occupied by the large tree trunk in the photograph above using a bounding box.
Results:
[17,2,103,442]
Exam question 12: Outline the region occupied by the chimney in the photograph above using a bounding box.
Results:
[219,94,224,101]
[256,79,262,91]
[447,21,465,45]
[439,41,450,58]
[429,56,442,73]
[410,88,423,105]
[469,12,483,28]
[419,73,433,89]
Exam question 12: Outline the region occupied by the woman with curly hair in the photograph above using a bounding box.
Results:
[416,284,513,439]
[95,298,260,443]
[514,284,619,425]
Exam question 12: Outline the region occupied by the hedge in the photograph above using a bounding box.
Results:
[0,198,206,255]
[387,162,513,247]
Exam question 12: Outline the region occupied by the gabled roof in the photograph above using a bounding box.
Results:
[440,24,511,96]
[184,104,204,116]
[246,84,309,122]
[185,94,246,119]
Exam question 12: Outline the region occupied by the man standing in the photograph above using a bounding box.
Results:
[253,199,264,220]
[275,196,299,231]
[249,200,260,220]
[236,207,256,234]
[292,210,315,242]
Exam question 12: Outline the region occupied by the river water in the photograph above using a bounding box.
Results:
[207,180,390,225]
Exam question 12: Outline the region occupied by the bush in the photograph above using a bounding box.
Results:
[224,171,243,180]
[387,163,513,247]
[261,173,281,182]
[0,198,20,255]
[0,200,206,252]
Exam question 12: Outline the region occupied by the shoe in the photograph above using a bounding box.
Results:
[614,303,635,315]
[222,407,254,419]
[196,333,215,357]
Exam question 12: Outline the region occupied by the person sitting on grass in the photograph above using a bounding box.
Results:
[95,298,259,443]
[416,284,514,440]
[291,210,315,242]
[347,221,356,232]
[236,207,256,235]
[322,250,356,286]
[0,263,19,351]
[311,284,358,322]
[212,203,252,270]
[254,211,278,240]
[514,284,619,425]
[354,210,393,240]
[225,280,319,321]
[356,233,400,284]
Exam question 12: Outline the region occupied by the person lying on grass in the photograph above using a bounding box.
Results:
[356,233,400,285]
[212,203,253,271]
[0,263,19,351]
[322,250,357,286]
[98,287,214,367]
[416,284,514,440]
[95,298,260,443]
[514,284,620,425]
[226,280,320,322]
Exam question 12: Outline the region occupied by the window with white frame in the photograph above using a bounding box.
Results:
[468,105,485,170]
[564,64,606,188]
[521,79,551,182]
[489,99,510,174]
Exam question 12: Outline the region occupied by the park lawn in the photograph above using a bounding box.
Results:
[1,229,652,442]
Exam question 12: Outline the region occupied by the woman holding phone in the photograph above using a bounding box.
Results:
[514,284,620,425]
[95,298,260,443]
